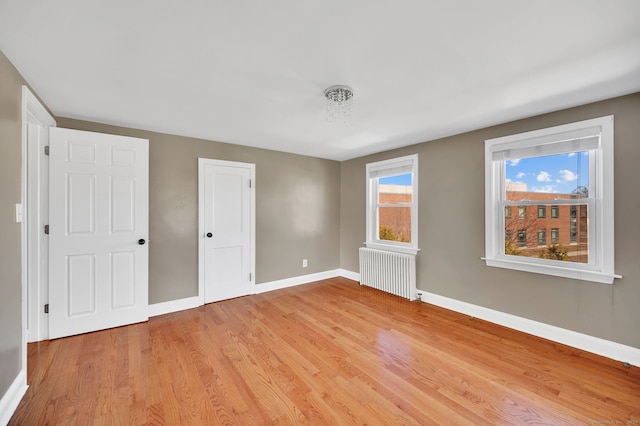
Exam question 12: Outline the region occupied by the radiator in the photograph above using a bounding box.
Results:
[359,247,417,300]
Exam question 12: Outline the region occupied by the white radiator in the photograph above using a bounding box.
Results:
[359,247,417,300]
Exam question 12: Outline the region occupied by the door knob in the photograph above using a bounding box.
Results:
[138,238,146,245]
[206,232,213,238]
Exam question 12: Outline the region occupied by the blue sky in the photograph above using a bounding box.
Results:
[380,174,412,185]
[506,152,589,194]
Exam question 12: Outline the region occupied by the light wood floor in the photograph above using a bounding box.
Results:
[11,277,640,425]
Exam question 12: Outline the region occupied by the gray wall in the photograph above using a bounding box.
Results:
[56,118,341,304]
[340,93,640,349]
[0,51,26,400]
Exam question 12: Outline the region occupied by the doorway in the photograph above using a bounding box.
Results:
[198,158,255,303]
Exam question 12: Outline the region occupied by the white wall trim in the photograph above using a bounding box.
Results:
[22,85,56,346]
[0,369,27,426]
[149,296,201,318]
[420,290,640,366]
[338,269,360,282]
[254,270,344,294]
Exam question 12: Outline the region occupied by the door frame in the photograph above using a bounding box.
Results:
[22,86,56,347]
[197,158,255,305]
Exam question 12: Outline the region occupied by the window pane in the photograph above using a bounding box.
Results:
[518,206,526,219]
[378,174,412,204]
[505,151,589,199]
[538,229,546,246]
[504,204,588,264]
[538,205,546,218]
[551,206,559,218]
[378,206,411,242]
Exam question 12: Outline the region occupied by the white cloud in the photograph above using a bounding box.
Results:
[531,185,557,193]
[537,171,551,182]
[558,169,578,182]
[516,172,526,178]
[508,159,520,166]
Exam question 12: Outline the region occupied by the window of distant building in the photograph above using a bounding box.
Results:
[505,206,511,218]
[538,229,546,246]
[538,205,546,218]
[484,115,617,284]
[366,154,418,255]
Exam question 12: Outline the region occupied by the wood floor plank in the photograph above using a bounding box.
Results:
[10,277,640,425]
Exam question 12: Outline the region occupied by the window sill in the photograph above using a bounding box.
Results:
[365,242,420,256]
[483,257,621,284]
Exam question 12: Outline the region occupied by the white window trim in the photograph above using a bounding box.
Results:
[366,154,419,255]
[484,115,620,284]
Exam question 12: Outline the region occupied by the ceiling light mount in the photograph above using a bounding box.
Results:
[324,85,354,122]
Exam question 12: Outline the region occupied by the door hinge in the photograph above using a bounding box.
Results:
[249,273,252,281]
[44,224,49,235]
[249,179,252,189]
[44,146,49,156]
[44,304,49,314]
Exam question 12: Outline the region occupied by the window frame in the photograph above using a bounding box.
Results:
[484,115,617,284]
[366,154,419,255]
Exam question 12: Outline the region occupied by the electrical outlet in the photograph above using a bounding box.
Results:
[302,259,308,268]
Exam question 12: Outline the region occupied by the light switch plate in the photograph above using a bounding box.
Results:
[15,204,23,223]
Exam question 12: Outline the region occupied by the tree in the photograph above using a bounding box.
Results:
[505,239,521,256]
[538,244,569,261]
[379,225,397,241]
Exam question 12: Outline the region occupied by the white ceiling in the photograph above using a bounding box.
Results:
[1,1,639,161]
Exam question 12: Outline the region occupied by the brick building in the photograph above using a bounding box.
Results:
[378,184,412,242]
[505,190,588,263]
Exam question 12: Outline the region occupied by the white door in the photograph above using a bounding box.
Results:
[48,128,149,339]
[199,159,254,303]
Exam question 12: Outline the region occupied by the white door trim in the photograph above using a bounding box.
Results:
[197,158,255,305]
[22,86,55,345]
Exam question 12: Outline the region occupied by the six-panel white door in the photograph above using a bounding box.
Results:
[199,159,254,303]
[48,128,149,339]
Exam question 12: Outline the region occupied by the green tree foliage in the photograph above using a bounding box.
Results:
[538,244,569,261]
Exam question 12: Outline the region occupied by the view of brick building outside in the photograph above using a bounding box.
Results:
[505,187,588,263]
[378,184,412,243]
[379,184,588,263]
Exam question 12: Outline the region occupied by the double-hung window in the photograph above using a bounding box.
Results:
[366,154,418,254]
[484,116,617,284]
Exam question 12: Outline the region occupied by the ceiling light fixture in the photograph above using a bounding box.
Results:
[324,85,354,122]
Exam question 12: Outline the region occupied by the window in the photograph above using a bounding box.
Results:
[538,206,546,218]
[570,205,578,244]
[504,206,511,218]
[538,229,546,246]
[484,115,617,284]
[505,230,512,241]
[366,154,418,254]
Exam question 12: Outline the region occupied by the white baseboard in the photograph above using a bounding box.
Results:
[338,269,360,282]
[0,369,27,426]
[149,270,359,317]
[420,290,640,366]
[254,269,342,294]
[148,296,201,317]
